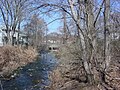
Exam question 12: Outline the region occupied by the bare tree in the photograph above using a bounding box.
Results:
[103,0,111,70]
[0,0,33,45]
[24,14,47,48]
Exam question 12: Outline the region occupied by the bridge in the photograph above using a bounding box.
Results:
[47,43,60,51]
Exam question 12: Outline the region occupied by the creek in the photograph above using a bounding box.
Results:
[1,52,57,90]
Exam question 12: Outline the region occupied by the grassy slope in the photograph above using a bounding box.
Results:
[0,46,38,76]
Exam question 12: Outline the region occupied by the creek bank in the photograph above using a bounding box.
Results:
[0,46,38,77]
[48,44,120,90]
[1,52,58,90]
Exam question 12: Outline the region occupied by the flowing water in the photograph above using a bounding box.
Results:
[1,52,57,90]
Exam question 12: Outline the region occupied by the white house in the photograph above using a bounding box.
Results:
[0,29,28,46]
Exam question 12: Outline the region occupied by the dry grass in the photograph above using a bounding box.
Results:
[48,43,88,90]
[0,45,38,76]
[48,42,120,90]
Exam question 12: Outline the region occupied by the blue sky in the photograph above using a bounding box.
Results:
[0,11,62,33]
[41,12,62,33]
[44,0,120,34]
[46,16,61,33]
[0,0,119,33]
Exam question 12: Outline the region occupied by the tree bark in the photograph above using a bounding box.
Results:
[104,0,111,71]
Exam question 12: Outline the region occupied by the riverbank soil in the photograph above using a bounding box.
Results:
[0,46,38,77]
[48,43,120,90]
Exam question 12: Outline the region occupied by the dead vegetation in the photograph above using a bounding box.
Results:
[0,46,38,76]
[48,42,120,90]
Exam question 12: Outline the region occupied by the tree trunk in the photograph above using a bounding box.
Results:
[63,11,67,44]
[17,21,21,46]
[84,0,97,84]
[104,0,111,71]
